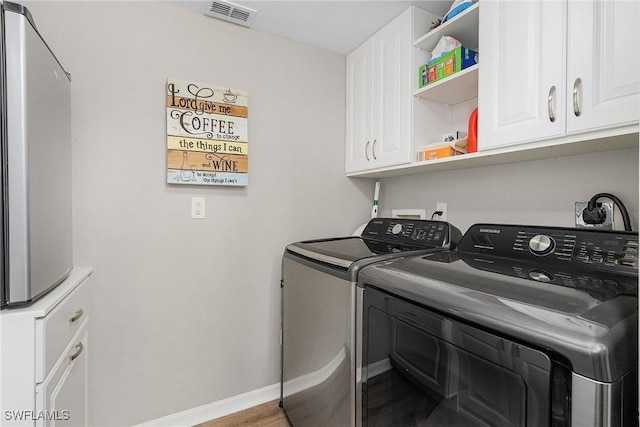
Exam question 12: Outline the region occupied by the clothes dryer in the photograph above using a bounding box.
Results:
[357,224,638,427]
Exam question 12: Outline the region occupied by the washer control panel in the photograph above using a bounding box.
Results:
[362,218,462,249]
[459,224,639,272]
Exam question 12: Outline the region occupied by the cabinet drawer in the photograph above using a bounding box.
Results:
[35,320,88,427]
[35,278,90,383]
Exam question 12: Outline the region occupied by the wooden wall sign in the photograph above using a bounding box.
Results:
[166,78,248,186]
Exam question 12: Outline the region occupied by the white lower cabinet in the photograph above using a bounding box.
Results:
[0,268,92,427]
[35,321,88,427]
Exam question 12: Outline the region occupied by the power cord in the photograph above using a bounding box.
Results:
[583,192,633,231]
[431,211,444,220]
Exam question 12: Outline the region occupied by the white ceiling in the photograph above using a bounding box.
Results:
[167,1,452,55]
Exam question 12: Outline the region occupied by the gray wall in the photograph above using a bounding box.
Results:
[21,1,639,426]
[23,1,371,425]
[377,148,639,231]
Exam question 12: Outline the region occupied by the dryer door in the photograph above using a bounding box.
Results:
[361,287,564,427]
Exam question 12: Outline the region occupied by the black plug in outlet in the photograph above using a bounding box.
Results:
[575,201,614,229]
[582,203,607,225]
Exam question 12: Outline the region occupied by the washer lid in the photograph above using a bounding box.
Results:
[286,218,462,270]
[286,236,429,269]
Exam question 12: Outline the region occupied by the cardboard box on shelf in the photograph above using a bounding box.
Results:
[417,146,464,161]
[417,137,468,161]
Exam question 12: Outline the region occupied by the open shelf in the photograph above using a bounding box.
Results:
[414,2,480,51]
[414,64,478,105]
[413,2,479,105]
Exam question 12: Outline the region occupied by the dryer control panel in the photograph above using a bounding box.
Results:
[459,224,638,272]
[457,224,638,297]
[363,218,462,249]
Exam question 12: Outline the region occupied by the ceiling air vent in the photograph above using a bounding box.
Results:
[205,0,257,27]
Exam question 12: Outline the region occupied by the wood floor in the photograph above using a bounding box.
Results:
[196,400,289,427]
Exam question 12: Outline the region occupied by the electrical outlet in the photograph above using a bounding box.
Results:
[575,201,613,230]
[191,197,205,219]
[436,203,447,221]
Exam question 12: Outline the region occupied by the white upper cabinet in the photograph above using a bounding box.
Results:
[346,8,413,173]
[346,0,638,179]
[478,1,566,148]
[346,40,374,172]
[372,12,413,168]
[479,0,639,151]
[566,0,640,134]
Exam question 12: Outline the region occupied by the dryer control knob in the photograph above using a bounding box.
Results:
[529,270,553,282]
[529,235,555,255]
[392,224,403,235]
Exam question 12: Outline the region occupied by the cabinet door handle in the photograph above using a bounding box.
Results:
[573,78,582,117]
[69,308,84,324]
[372,139,377,160]
[69,342,84,362]
[547,86,556,122]
[365,141,371,161]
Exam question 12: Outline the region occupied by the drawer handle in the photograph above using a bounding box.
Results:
[69,308,84,324]
[365,141,371,161]
[372,139,377,160]
[69,342,84,362]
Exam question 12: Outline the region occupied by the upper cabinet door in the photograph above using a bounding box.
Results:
[346,8,414,173]
[566,0,640,135]
[371,8,413,168]
[346,39,374,173]
[478,1,566,150]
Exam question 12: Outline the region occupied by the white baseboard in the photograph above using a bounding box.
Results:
[133,383,281,427]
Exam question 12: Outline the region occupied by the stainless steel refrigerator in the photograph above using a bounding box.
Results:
[0,1,73,308]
